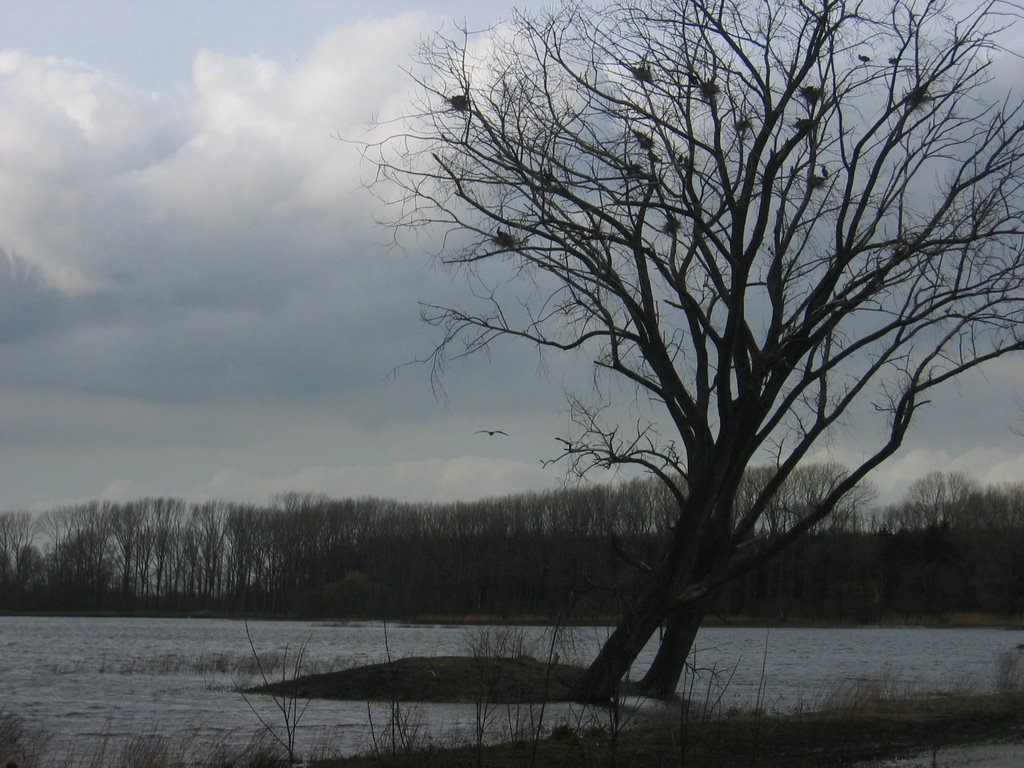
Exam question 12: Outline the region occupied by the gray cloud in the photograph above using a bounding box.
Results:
[0,251,73,343]
[1,9,1023,511]
[0,29,444,406]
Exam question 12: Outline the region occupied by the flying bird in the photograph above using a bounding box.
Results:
[475,429,509,437]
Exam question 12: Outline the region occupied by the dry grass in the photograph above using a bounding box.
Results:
[809,665,918,714]
[5,689,1023,768]
[996,648,1023,693]
[43,651,351,681]
[1,711,49,768]
[0,715,294,768]
[313,691,1024,768]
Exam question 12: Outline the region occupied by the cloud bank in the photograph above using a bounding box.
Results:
[1,9,1023,511]
[0,15,575,508]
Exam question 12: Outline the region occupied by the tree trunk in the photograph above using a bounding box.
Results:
[574,589,671,701]
[638,598,706,698]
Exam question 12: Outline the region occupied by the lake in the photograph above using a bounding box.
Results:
[0,616,1020,762]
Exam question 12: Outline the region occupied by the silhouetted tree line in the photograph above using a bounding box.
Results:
[719,471,1024,622]
[0,469,1021,621]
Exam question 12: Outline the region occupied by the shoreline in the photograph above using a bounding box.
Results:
[2,609,1023,630]
[314,691,1024,767]
[6,686,1021,767]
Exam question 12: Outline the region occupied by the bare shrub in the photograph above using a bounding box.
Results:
[815,666,909,713]
[461,625,540,661]
[240,622,312,766]
[0,711,48,768]
[202,734,288,768]
[364,700,430,766]
[114,734,173,768]
[0,712,26,764]
[995,649,1023,693]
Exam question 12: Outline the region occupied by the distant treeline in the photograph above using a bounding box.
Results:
[0,469,1022,621]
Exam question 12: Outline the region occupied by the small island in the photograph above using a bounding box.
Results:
[247,655,640,703]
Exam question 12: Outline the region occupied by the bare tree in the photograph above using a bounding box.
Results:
[369,0,1024,699]
[150,497,185,608]
[887,469,981,529]
[0,511,35,605]
[40,502,114,608]
[739,461,872,535]
[109,501,147,610]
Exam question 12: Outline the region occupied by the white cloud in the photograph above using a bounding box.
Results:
[100,478,160,503]
[0,16,457,407]
[200,455,562,505]
[0,51,141,145]
[0,51,187,292]
[864,446,1024,505]
[947,447,1024,488]
[0,14,430,292]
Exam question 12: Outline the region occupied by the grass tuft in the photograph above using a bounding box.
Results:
[996,648,1023,693]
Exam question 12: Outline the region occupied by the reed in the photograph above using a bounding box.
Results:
[0,716,304,768]
[995,648,1023,693]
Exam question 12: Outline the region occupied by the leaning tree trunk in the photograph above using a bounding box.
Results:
[576,495,729,701]
[574,587,672,701]
[638,598,706,698]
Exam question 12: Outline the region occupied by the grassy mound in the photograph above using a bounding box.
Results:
[247,655,635,703]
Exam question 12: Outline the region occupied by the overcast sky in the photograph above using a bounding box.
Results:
[2,0,1024,512]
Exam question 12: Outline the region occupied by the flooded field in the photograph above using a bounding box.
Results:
[0,616,1020,760]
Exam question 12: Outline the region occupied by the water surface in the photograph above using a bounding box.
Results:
[0,616,1019,760]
